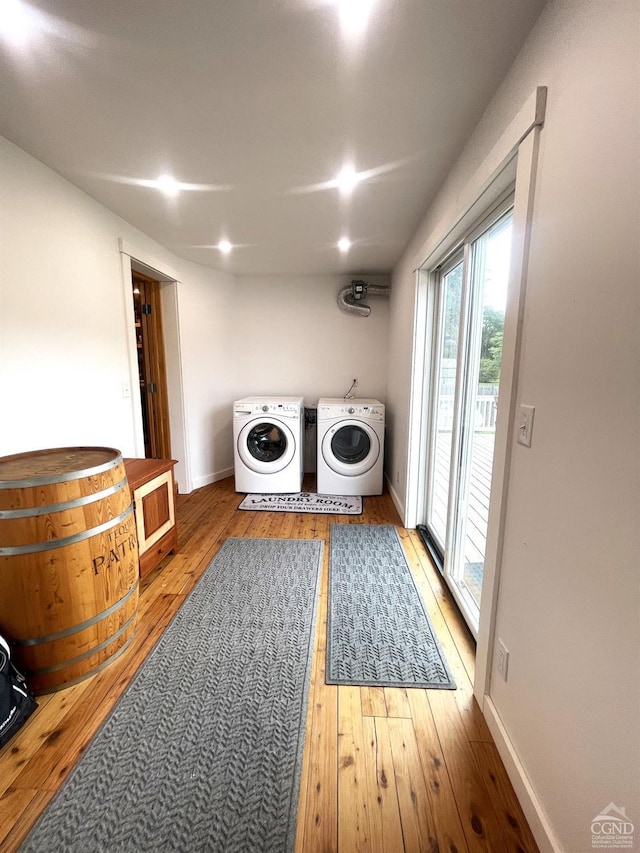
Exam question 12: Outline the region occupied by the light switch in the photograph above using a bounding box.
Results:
[122,380,131,398]
[517,404,535,447]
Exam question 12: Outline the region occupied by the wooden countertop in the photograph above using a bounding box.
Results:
[123,458,177,492]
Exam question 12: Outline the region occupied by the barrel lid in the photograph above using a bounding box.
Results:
[0,447,123,488]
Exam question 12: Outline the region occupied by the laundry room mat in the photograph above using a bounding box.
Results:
[326,524,456,688]
[239,492,362,515]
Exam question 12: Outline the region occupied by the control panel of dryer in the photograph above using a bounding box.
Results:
[318,400,384,421]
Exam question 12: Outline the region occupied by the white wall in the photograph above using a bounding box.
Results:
[168,270,390,490]
[0,137,391,491]
[231,274,390,404]
[386,1,640,850]
[0,135,237,491]
[175,260,237,489]
[0,137,135,455]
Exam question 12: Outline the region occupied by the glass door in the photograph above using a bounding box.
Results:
[424,253,464,561]
[422,207,513,634]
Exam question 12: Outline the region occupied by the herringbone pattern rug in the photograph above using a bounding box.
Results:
[21,537,323,853]
[326,524,455,689]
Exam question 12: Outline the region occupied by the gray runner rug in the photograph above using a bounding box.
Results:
[21,537,323,853]
[326,524,455,689]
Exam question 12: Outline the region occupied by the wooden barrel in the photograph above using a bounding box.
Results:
[0,447,139,694]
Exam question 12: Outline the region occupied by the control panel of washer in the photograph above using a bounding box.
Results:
[257,402,299,414]
[234,401,301,416]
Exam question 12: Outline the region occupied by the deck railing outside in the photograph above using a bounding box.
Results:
[433,388,498,606]
[437,392,498,431]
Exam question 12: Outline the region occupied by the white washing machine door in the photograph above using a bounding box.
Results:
[237,417,296,474]
[321,419,380,476]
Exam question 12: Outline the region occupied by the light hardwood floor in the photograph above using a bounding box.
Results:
[0,477,539,852]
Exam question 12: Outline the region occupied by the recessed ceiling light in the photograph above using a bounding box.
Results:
[336,166,359,196]
[94,173,233,193]
[337,0,374,37]
[338,237,351,253]
[218,240,232,254]
[155,174,180,197]
[0,0,37,47]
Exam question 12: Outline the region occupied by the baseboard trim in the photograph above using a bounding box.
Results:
[385,473,405,523]
[483,696,563,853]
[191,468,234,491]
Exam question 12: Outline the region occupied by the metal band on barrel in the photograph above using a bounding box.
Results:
[0,477,128,519]
[0,451,123,489]
[12,579,139,647]
[25,611,137,676]
[0,504,134,556]
[36,636,135,693]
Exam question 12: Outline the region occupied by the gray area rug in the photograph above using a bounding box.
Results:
[326,524,455,689]
[21,537,323,853]
[239,492,362,515]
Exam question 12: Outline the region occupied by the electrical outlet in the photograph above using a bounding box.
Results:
[496,638,509,681]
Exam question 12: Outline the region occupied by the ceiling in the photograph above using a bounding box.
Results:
[0,0,545,276]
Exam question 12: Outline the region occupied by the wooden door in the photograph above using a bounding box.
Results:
[132,272,172,459]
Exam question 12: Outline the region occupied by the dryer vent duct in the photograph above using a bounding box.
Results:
[337,280,391,317]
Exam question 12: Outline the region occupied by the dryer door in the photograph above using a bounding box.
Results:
[321,419,380,476]
[237,417,296,473]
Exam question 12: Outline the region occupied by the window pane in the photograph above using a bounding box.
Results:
[427,259,463,551]
[457,215,512,609]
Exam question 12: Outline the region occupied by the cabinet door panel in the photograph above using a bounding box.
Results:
[134,470,175,554]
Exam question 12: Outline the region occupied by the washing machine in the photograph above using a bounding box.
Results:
[316,398,385,496]
[233,396,304,493]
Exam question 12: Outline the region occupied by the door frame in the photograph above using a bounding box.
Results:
[405,87,546,703]
[423,198,515,637]
[131,269,172,459]
[119,239,192,493]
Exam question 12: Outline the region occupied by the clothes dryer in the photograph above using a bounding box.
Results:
[233,397,304,493]
[316,398,385,496]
